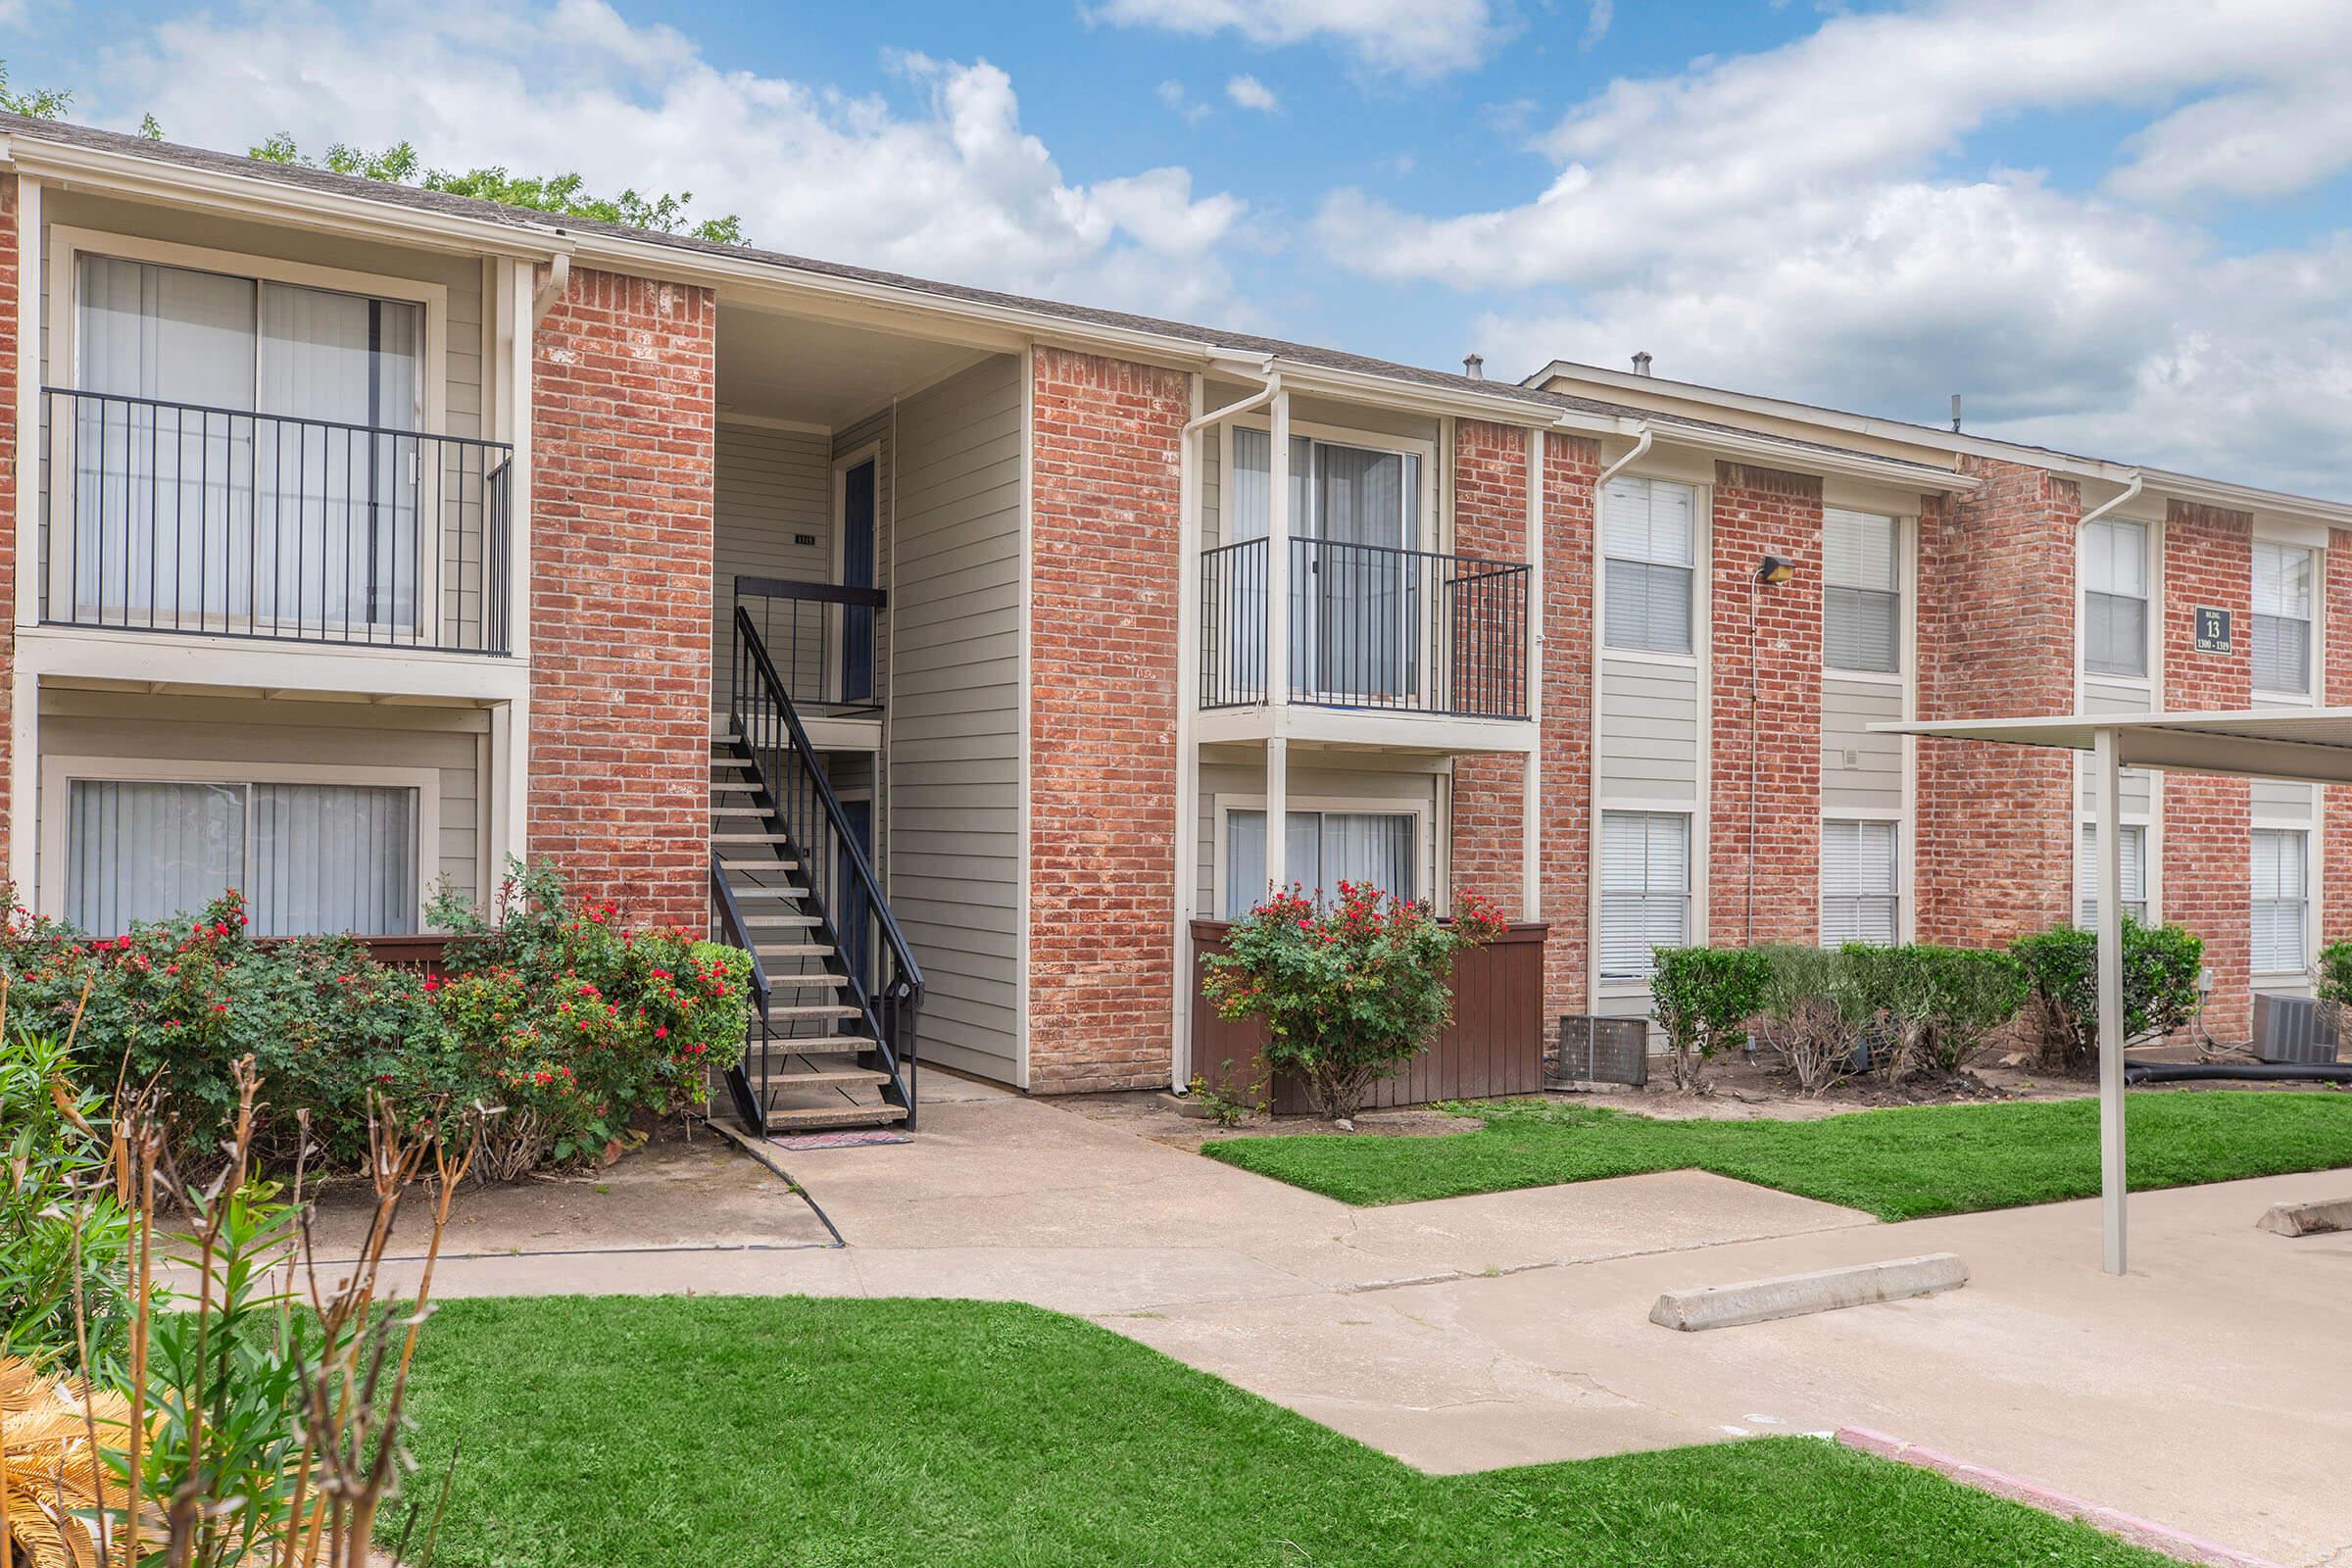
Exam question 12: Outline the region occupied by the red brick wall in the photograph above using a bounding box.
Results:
[2163,501,2255,1038]
[1026,347,1189,1093]
[528,267,714,930]
[1708,463,1823,944]
[1447,418,1530,912]
[0,174,15,882]
[2326,528,2352,945]
[1915,457,2078,944]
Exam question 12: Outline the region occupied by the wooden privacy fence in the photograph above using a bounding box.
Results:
[1188,919,1548,1114]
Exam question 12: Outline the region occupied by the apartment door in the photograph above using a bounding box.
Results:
[837,457,878,705]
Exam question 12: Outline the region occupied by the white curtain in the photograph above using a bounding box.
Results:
[74,257,257,624]
[65,778,418,936]
[1230,431,1416,700]
[1225,808,1414,917]
[66,780,245,934]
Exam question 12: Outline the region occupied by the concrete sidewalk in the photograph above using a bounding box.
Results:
[374,1083,2352,1567]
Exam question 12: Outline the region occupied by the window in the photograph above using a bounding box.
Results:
[2252,542,2315,696]
[1824,509,1899,673]
[1603,477,1696,655]
[1600,810,1690,980]
[1229,428,1422,699]
[2075,821,2147,928]
[1224,808,1416,917]
[2251,829,2309,973]
[1822,819,1898,946]
[72,254,425,633]
[2081,518,2148,678]
[66,778,419,937]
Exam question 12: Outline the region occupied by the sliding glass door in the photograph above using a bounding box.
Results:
[70,255,423,638]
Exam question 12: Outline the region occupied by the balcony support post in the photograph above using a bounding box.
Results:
[1265,735,1288,905]
[1267,386,1292,713]
[1171,371,1204,1089]
[1522,425,1545,921]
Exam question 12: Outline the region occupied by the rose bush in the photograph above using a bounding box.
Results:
[1200,881,1506,1120]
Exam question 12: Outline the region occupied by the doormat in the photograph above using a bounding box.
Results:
[770,1129,911,1152]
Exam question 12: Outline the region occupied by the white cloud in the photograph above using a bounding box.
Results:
[1224,74,1278,114]
[96,1,1250,319]
[1156,78,1211,124]
[1086,0,1506,79]
[1580,0,1611,51]
[1321,0,2352,490]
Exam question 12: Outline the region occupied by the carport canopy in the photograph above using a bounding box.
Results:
[1877,708,2352,1276]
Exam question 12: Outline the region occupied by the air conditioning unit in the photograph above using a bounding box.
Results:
[2253,992,2340,1065]
[1552,1015,1648,1089]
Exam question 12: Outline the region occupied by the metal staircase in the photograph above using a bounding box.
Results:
[711,605,921,1135]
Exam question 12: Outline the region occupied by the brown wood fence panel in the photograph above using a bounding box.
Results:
[1189,920,1547,1114]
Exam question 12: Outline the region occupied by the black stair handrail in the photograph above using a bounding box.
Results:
[709,856,774,1131]
[730,603,924,1128]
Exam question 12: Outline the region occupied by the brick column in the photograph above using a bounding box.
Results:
[1538,432,1598,1016]
[529,267,715,930]
[2326,528,2352,945]
[1026,347,1189,1093]
[1448,418,1530,909]
[0,174,17,884]
[1915,457,2078,945]
[2162,501,2254,1039]
[1709,463,1823,945]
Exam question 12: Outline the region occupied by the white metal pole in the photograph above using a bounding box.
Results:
[1265,736,1289,902]
[2095,724,2128,1276]
[1522,425,1544,920]
[1267,387,1292,715]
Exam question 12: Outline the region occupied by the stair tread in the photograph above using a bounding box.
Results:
[760,1067,890,1089]
[711,832,793,844]
[756,943,836,957]
[741,913,820,925]
[769,1003,863,1018]
[760,1102,908,1131]
[747,1034,872,1054]
[763,971,850,986]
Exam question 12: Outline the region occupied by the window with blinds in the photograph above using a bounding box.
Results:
[2252,542,2314,696]
[1224,808,1416,917]
[1821,818,1898,945]
[2075,821,2147,928]
[2251,828,2309,973]
[66,778,419,937]
[1600,810,1690,980]
[1824,509,1899,673]
[1602,477,1696,656]
[2081,518,2148,678]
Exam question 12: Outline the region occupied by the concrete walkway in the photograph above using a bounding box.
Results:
[372,1080,2352,1568]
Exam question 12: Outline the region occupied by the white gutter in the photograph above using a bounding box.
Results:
[530,250,573,326]
[1593,422,1655,492]
[2078,470,2144,529]
[1185,361,1278,434]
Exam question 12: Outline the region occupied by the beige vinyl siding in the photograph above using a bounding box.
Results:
[36,688,489,909]
[712,423,833,711]
[885,355,1023,1083]
[1598,657,1700,799]
[2077,685,2155,818]
[1820,678,1902,813]
[1195,751,1443,915]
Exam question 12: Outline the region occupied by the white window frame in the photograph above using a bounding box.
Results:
[1822,509,1902,679]
[1598,807,1692,983]
[2250,538,2318,701]
[2249,821,2316,978]
[1216,415,1440,553]
[38,753,441,933]
[2077,514,2154,685]
[1600,475,1701,663]
[1820,812,1901,948]
[1210,792,1435,918]
[46,225,453,643]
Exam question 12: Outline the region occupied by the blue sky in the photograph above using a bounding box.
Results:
[6,0,2349,494]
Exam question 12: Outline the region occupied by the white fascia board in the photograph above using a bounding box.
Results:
[1646,421,1978,495]
[1,137,566,262]
[18,626,530,705]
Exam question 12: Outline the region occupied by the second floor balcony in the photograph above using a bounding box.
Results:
[37,387,514,657]
[1199,536,1532,722]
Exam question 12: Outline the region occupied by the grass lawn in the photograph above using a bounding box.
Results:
[1201,1089,2352,1216]
[396,1295,2171,1567]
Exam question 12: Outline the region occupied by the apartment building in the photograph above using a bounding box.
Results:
[0,113,2340,1132]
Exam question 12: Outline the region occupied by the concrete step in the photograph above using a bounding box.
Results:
[762,969,849,987]
[762,1066,891,1090]
[740,911,821,925]
[770,1003,862,1021]
[760,1102,907,1131]
[755,943,836,958]
[749,1034,872,1054]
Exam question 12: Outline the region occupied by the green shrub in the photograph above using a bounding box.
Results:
[2316,939,2352,1014]
[0,1027,131,1381]
[1751,944,1873,1095]
[2010,916,2203,1069]
[1844,943,2028,1080]
[1201,883,1506,1119]
[1649,946,1772,1092]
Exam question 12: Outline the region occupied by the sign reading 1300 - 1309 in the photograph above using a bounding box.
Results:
[2194,607,2232,655]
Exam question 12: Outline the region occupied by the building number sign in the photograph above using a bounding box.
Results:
[2193,607,2232,656]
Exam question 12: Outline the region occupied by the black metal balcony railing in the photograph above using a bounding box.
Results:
[731,575,886,715]
[38,388,513,654]
[1200,536,1531,718]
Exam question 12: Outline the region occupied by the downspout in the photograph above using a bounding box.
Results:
[1172,359,1280,1091]
[1583,423,1653,1002]
[2078,470,2144,530]
[530,249,572,326]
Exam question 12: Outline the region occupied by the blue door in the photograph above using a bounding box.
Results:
[841,460,877,704]
[835,797,873,985]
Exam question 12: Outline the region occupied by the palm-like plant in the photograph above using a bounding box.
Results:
[1,1352,145,1568]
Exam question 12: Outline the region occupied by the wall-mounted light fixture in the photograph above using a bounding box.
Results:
[1754,554,1795,587]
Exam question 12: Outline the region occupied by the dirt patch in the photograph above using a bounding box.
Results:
[1059,1089,1488,1151]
